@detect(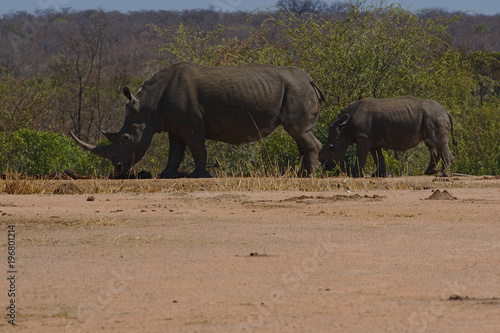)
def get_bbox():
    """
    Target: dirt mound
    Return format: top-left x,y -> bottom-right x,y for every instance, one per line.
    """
283,194 -> 385,203
425,189 -> 457,200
